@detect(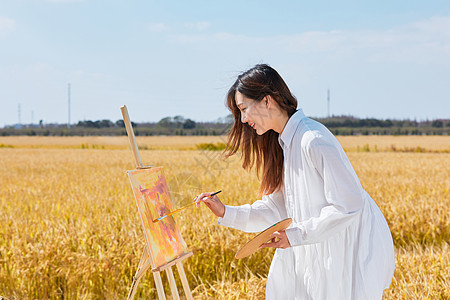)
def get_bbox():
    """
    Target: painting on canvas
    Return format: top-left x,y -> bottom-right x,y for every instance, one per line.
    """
127,167 -> 188,269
